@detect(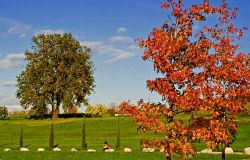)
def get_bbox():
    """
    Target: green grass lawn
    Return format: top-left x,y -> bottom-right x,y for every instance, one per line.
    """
1,152 -> 250,160
0,116 -> 250,160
